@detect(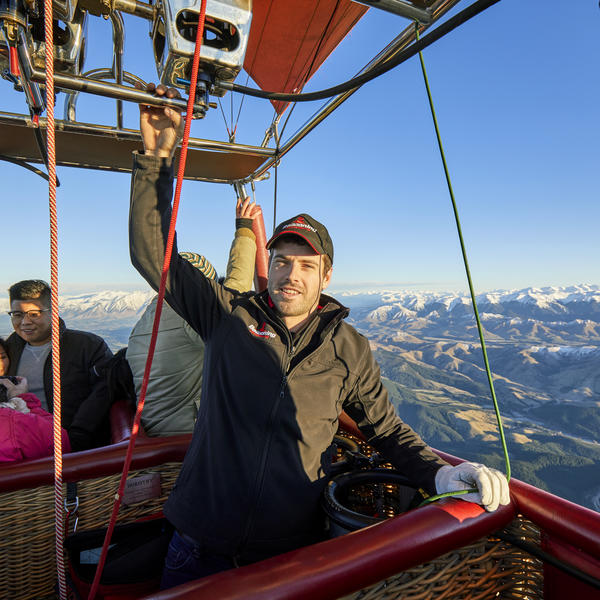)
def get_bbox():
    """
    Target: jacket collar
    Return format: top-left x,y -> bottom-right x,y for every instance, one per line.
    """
253,290 -> 349,329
